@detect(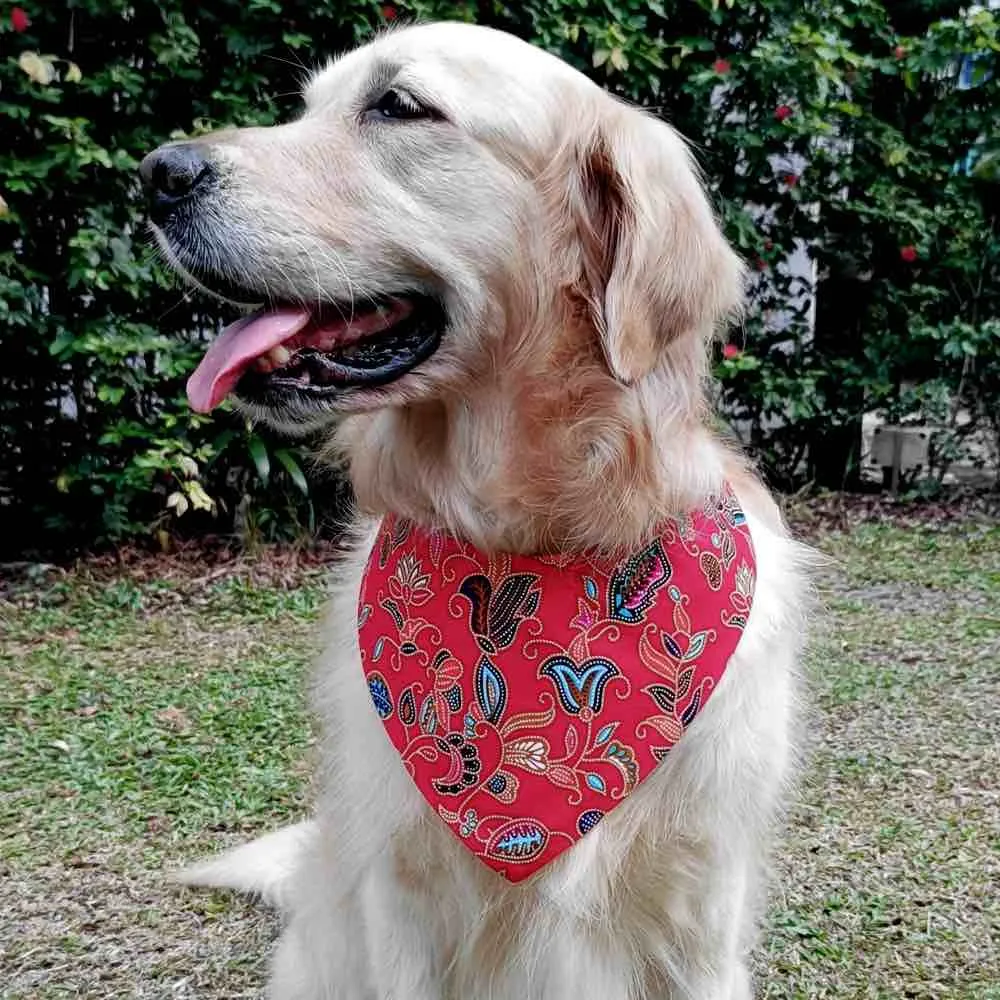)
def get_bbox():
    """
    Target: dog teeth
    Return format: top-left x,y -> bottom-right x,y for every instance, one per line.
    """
254,345 -> 293,373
